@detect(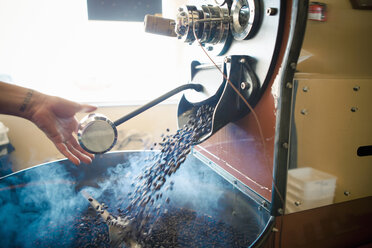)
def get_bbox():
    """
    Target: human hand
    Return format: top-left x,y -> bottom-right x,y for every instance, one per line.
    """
30,94 -> 97,165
